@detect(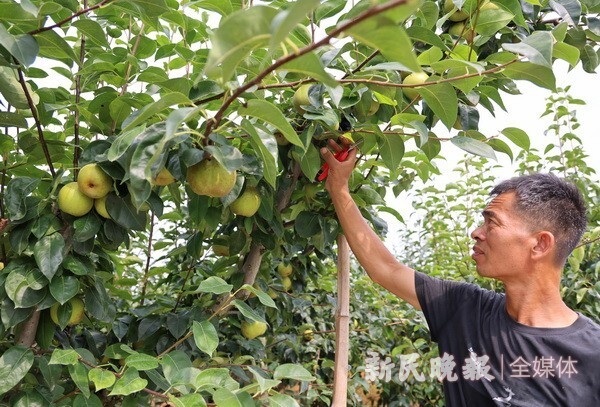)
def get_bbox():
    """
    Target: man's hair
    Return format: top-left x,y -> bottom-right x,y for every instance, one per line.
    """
490,173 -> 587,264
